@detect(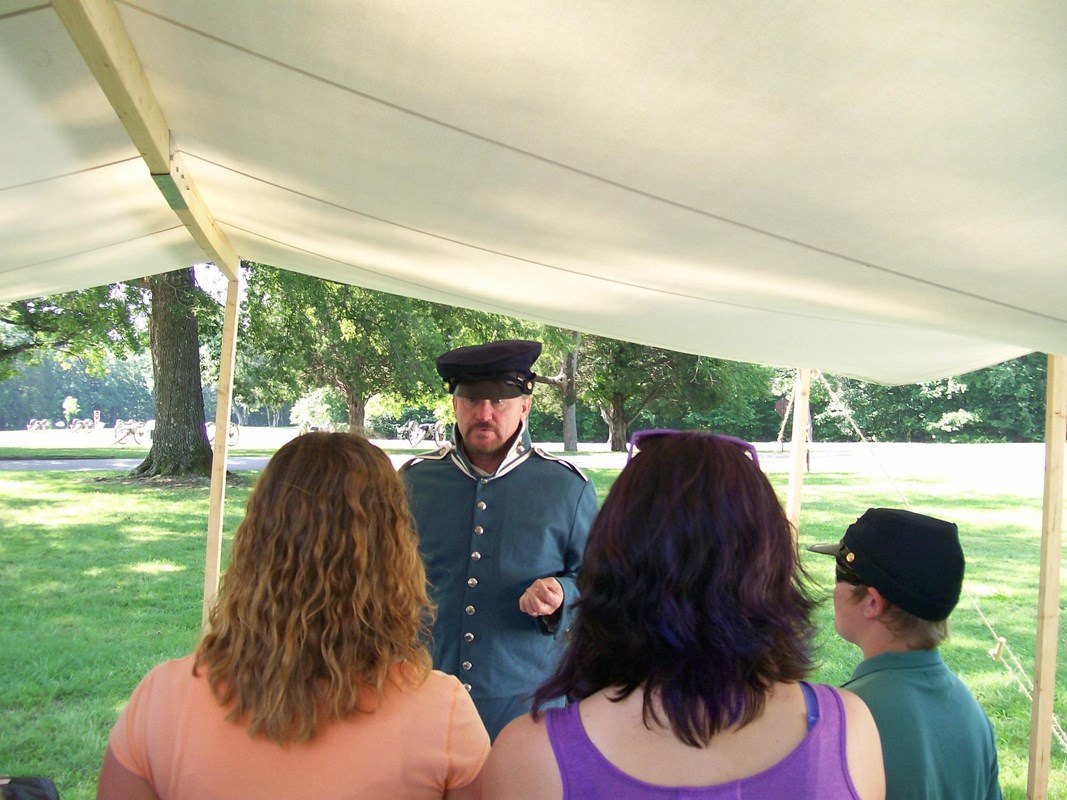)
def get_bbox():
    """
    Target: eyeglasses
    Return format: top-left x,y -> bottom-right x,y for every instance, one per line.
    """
626,428 -> 760,467
834,545 -> 864,585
